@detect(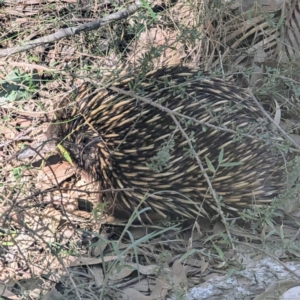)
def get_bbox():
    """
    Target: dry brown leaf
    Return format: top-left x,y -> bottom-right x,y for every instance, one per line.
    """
150,279 -> 169,300
199,256 -> 209,274
109,265 -> 136,281
13,117 -> 32,128
171,260 -> 188,288
194,220 -> 203,237
212,221 -> 226,235
0,266 -> 16,282
72,210 -> 93,219
36,161 -> 75,190
0,125 -> 18,139
185,257 -> 204,268
71,255 -> 126,267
